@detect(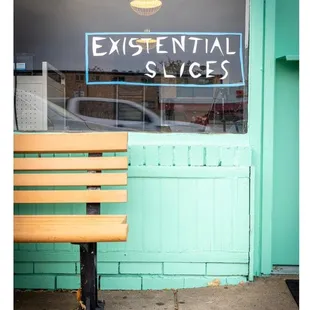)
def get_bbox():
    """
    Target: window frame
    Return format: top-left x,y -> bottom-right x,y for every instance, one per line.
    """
12,0 -> 262,144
